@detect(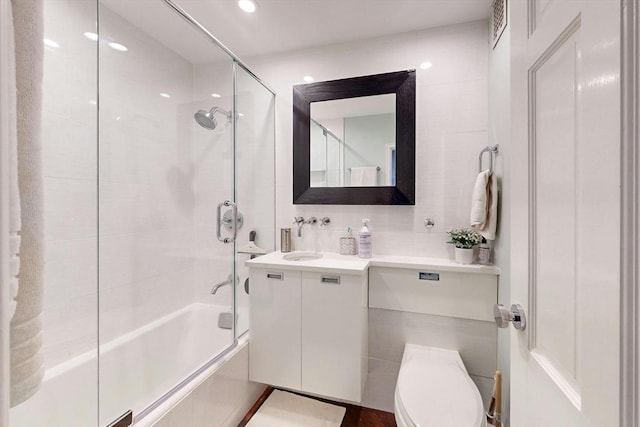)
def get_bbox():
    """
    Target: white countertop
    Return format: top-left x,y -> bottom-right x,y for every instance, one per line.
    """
245,251 -> 501,275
